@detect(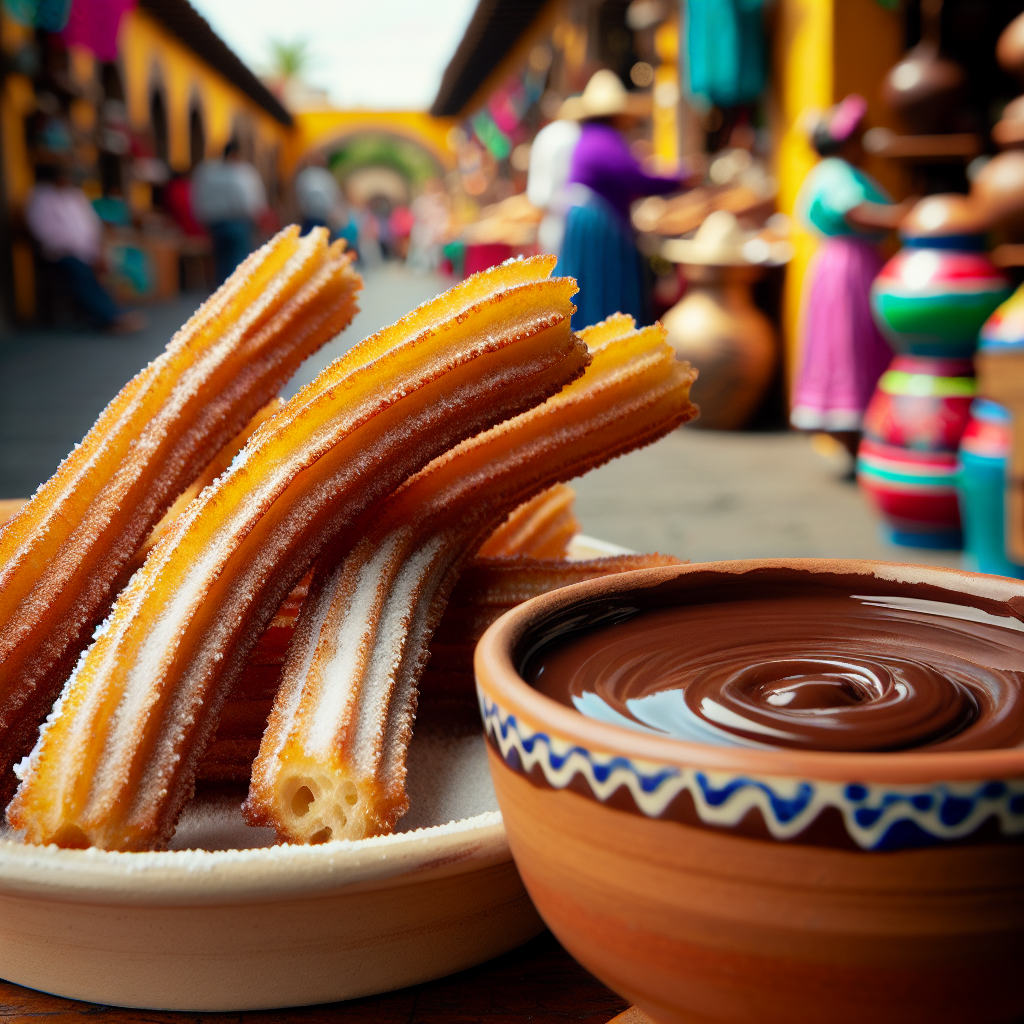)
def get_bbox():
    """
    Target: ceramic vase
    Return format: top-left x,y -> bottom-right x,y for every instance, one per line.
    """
858,356 -> 975,548
861,236 -> 1010,547
956,399 -> 1024,578
870,246 -> 1011,358
974,281 -> 1024,566
661,264 -> 775,430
